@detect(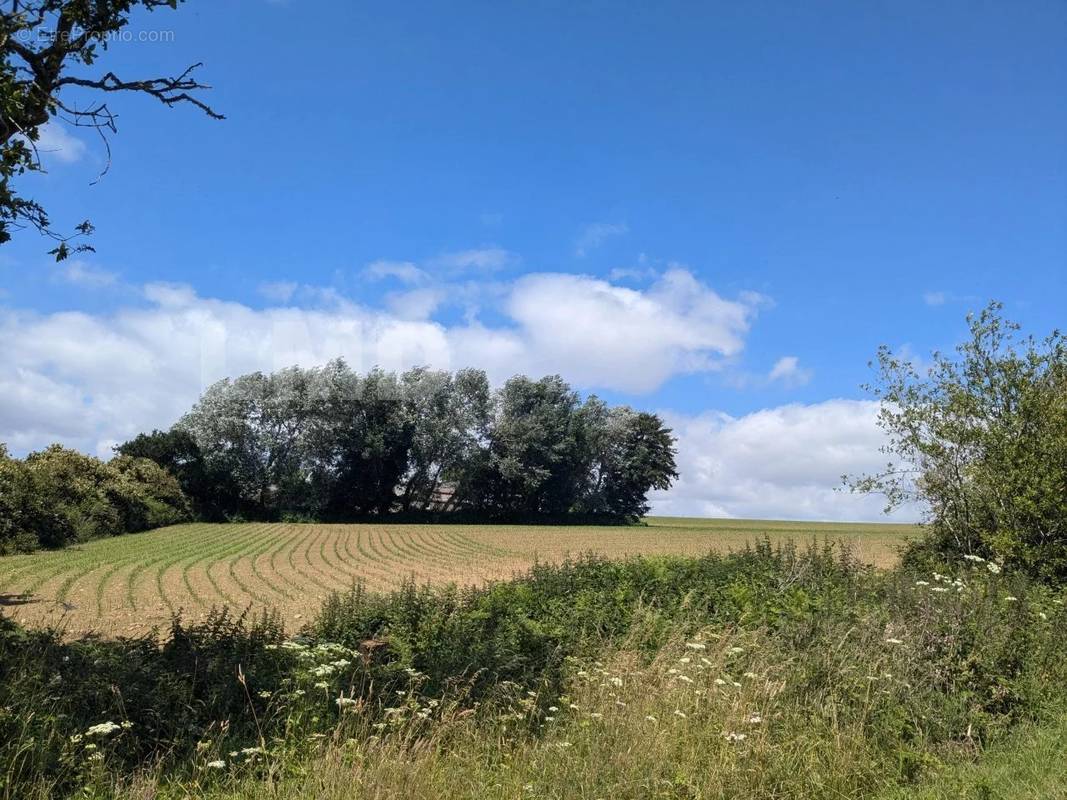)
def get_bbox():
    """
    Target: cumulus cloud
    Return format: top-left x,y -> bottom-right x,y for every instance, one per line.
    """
0,268 -> 762,455
502,269 -> 760,392
649,400 -> 920,522
575,222 -> 628,257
